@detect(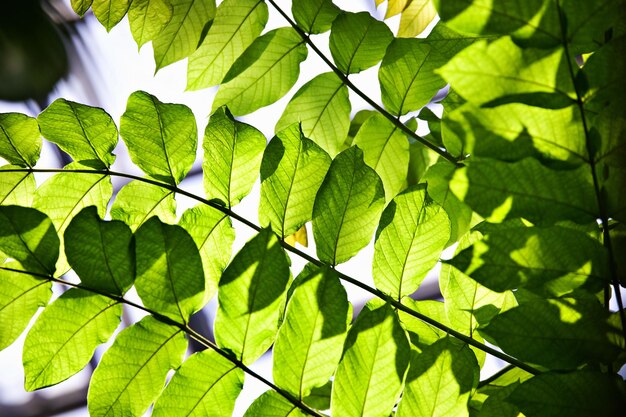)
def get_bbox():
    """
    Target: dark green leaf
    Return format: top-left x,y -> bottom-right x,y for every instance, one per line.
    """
292,0 -> 340,34
0,113 -> 41,167
110,180 -> 176,232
